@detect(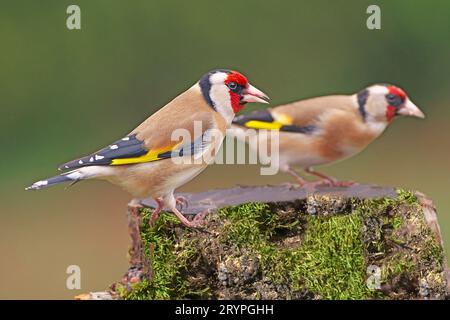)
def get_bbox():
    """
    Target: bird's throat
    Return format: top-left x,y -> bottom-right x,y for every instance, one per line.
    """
386,105 -> 396,122
230,91 -> 244,113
